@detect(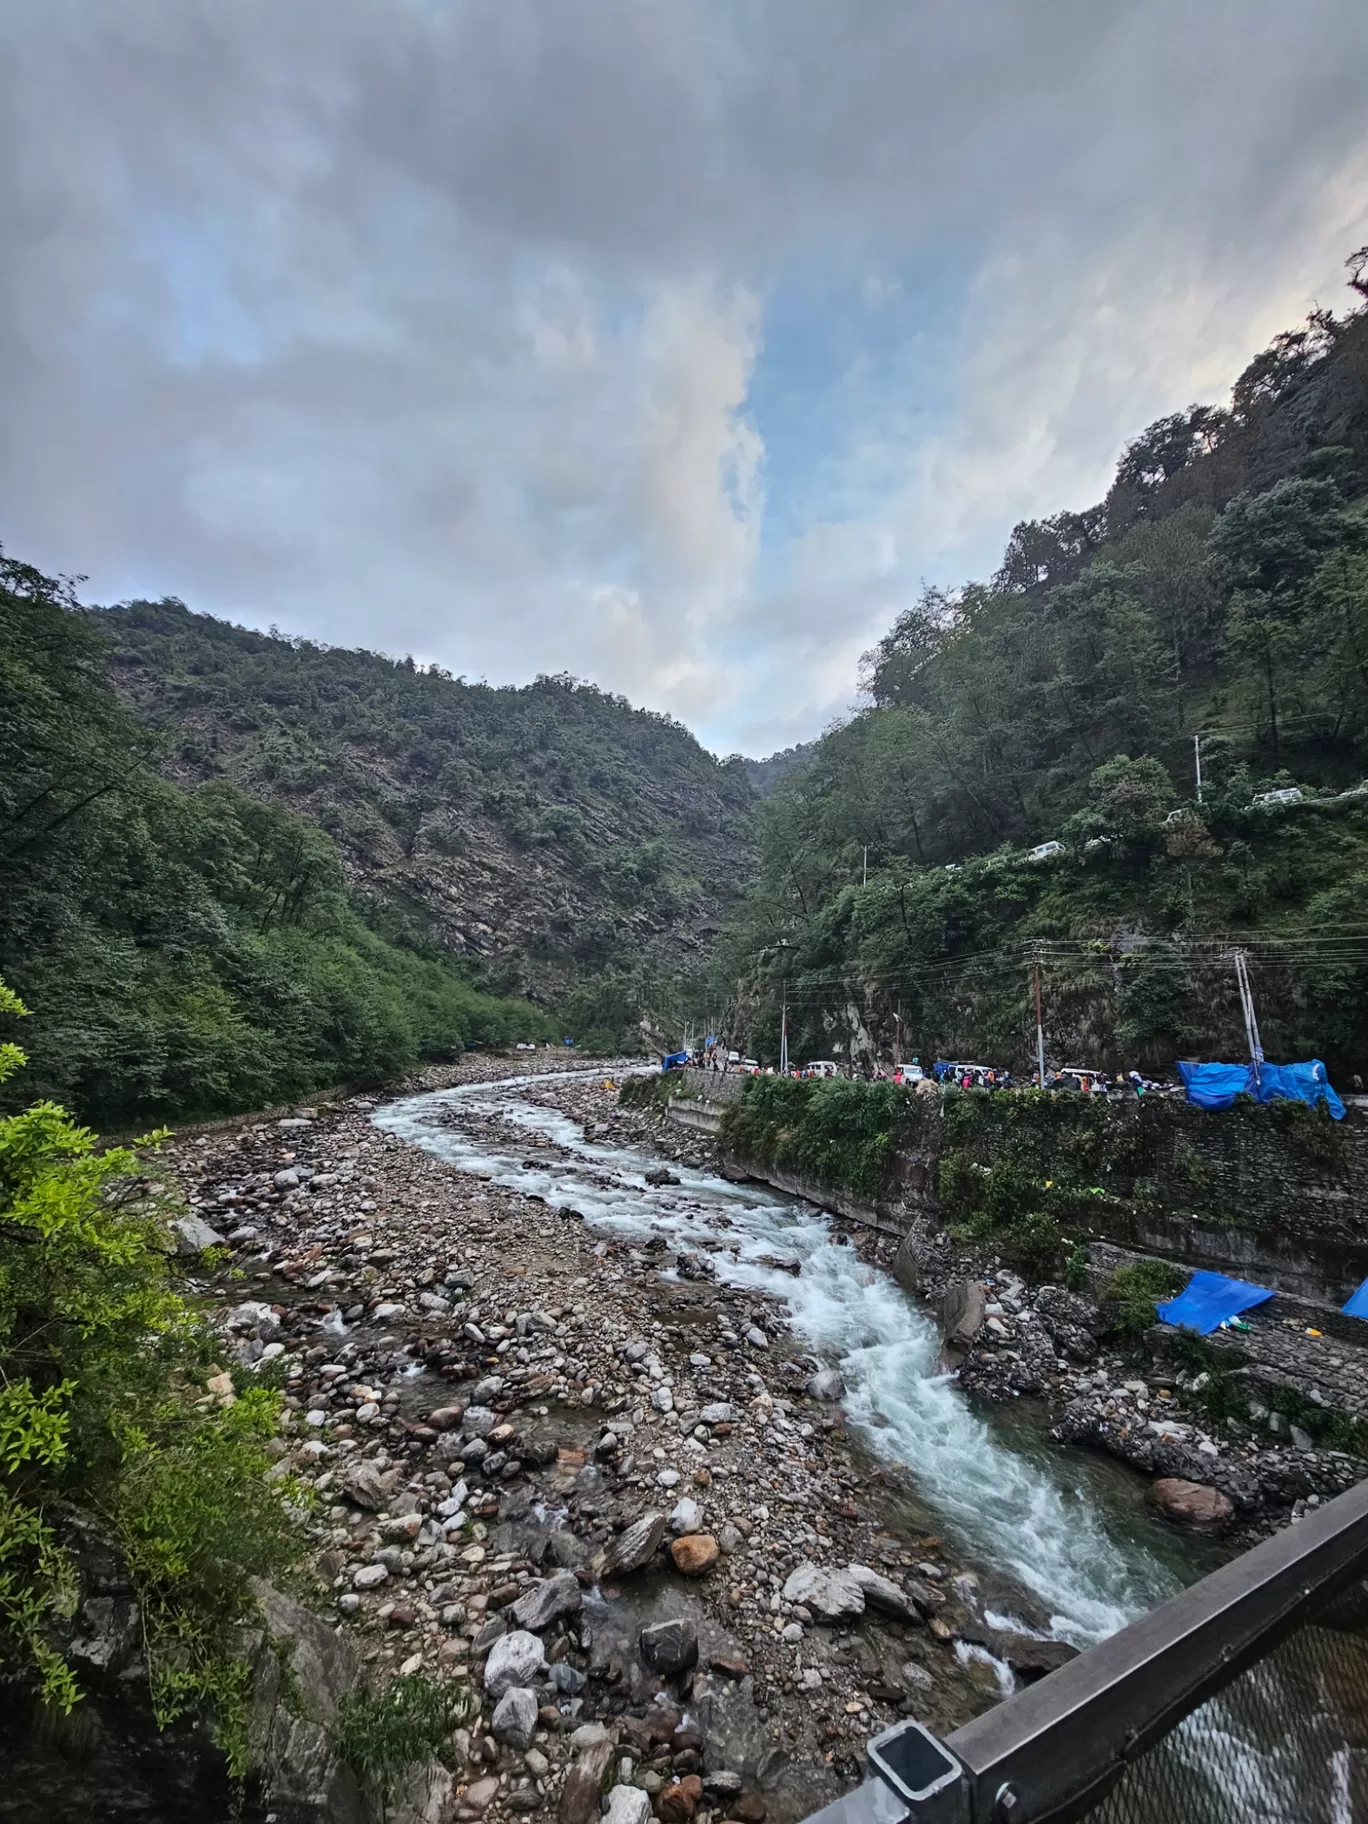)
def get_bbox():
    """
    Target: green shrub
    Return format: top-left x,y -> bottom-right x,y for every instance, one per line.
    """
333,1673 -> 461,1819
1104,1259 -> 1187,1343
0,974 -> 301,1765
